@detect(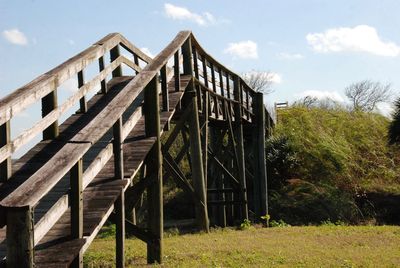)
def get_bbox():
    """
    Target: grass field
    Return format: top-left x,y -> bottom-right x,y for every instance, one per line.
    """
84,225 -> 400,267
